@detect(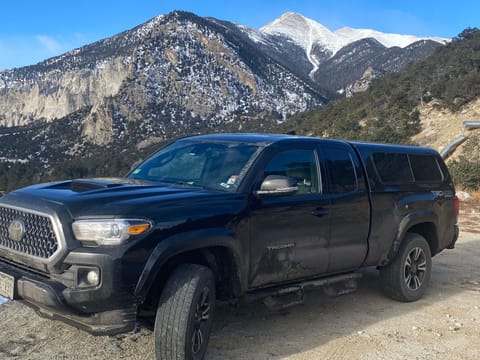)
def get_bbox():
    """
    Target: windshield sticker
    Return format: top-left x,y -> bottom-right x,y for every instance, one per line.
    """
132,169 -> 142,175
227,175 -> 239,185
220,182 -> 230,189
